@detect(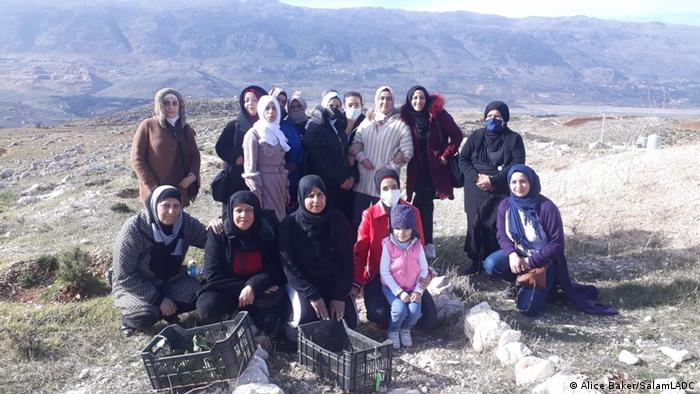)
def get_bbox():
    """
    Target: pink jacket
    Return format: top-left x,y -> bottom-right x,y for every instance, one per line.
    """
380,236 -> 429,295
